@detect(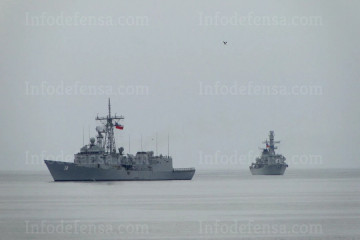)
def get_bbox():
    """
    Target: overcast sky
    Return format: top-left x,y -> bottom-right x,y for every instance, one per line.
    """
1,0 -> 359,171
